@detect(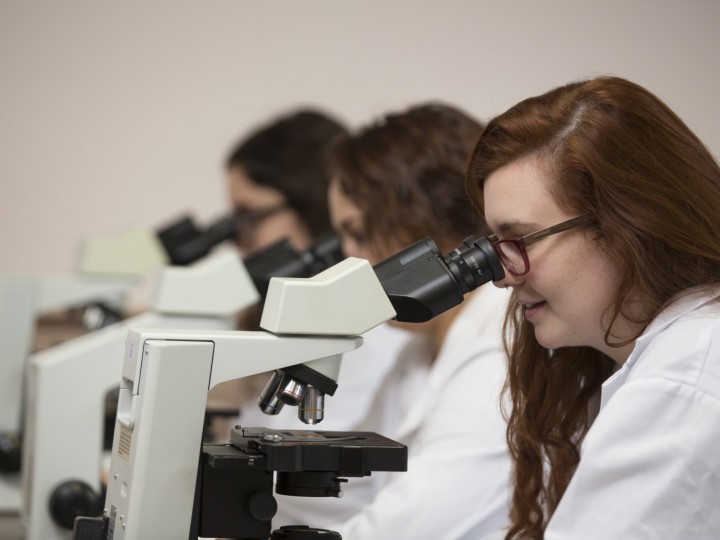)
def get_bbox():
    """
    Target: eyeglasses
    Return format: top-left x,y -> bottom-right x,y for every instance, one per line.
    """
234,204 -> 289,243
488,215 -> 595,276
